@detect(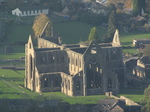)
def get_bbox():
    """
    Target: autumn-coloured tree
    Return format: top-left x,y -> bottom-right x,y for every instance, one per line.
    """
32,13 -> 52,38
88,27 -> 99,42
